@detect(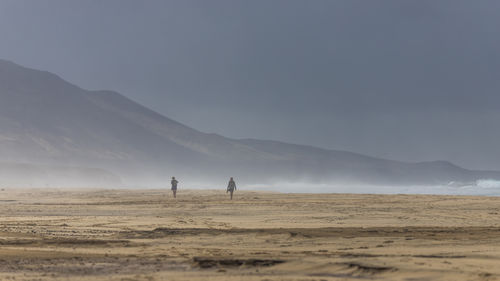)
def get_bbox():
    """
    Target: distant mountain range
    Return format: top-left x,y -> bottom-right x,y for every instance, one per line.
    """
0,59 -> 499,187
